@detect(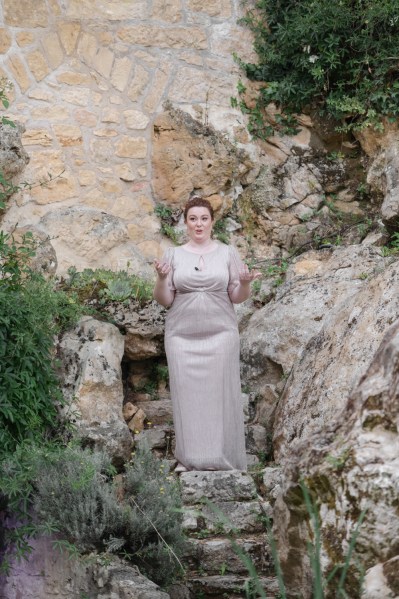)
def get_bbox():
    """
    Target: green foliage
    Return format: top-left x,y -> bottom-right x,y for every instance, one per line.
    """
213,218 -> 230,244
0,232 -> 83,458
161,222 -> 182,245
61,267 -> 153,306
154,203 -> 183,245
1,443 -> 186,586
238,0 -> 399,136
380,229 -> 399,256
300,480 -> 366,597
